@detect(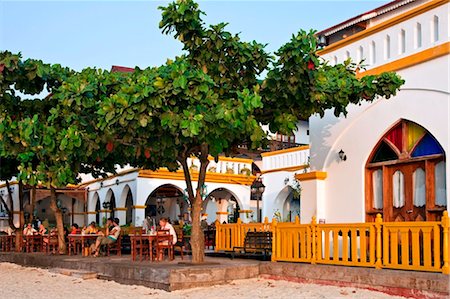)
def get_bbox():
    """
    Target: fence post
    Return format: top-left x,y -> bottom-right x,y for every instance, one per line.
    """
375,213 -> 382,269
271,217 -> 277,262
237,218 -> 242,247
294,215 -> 300,224
264,216 -> 269,232
442,211 -> 449,274
311,216 -> 316,264
215,220 -> 220,252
